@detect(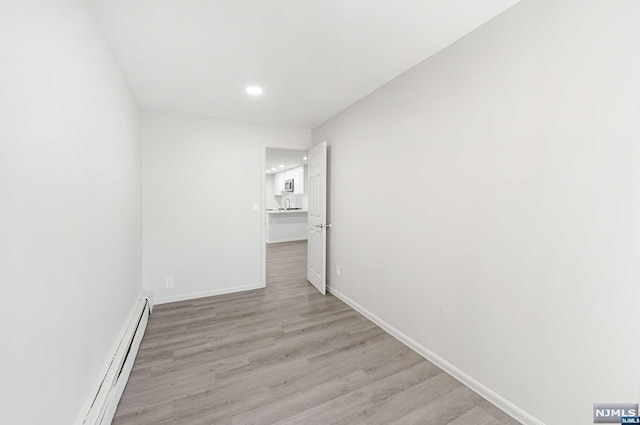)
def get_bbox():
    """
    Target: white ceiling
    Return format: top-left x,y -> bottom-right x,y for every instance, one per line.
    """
91,0 -> 520,129
266,149 -> 308,174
